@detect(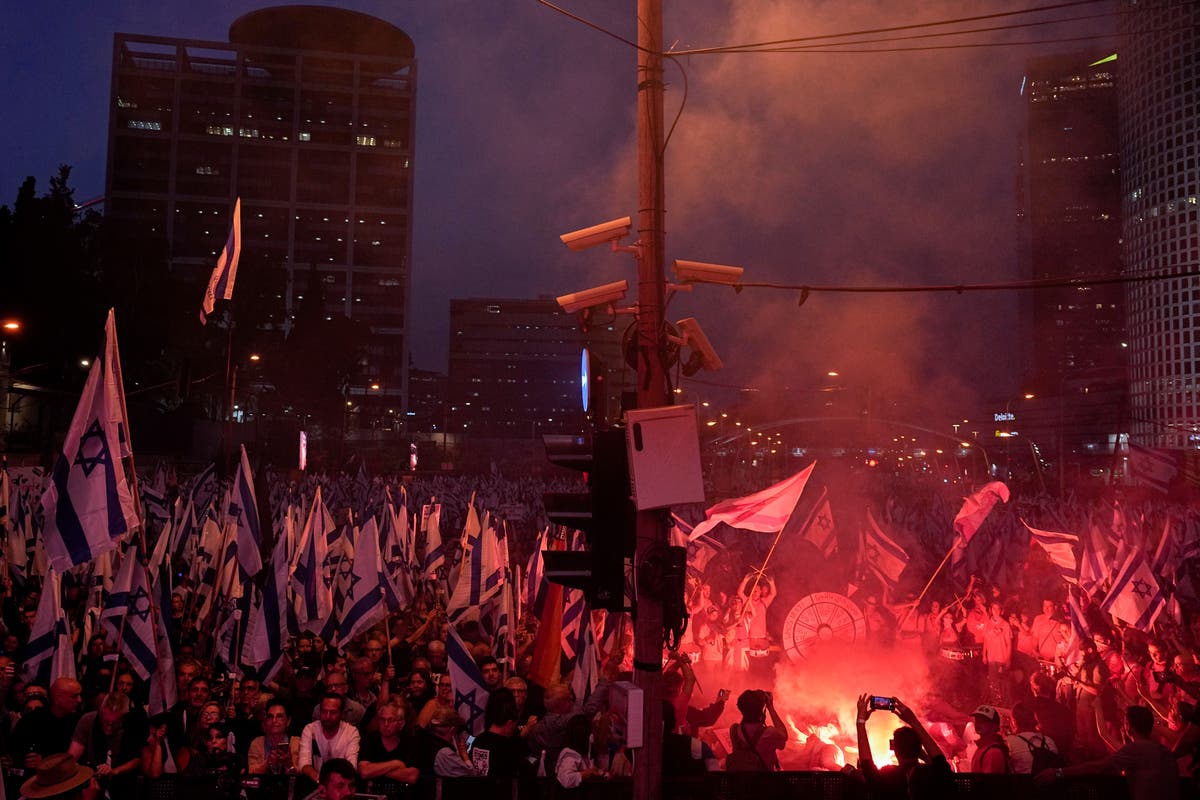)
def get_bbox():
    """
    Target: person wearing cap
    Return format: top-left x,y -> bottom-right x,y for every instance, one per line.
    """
298,693 -> 361,783
19,752 -> 96,800
968,704 -> 1010,773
